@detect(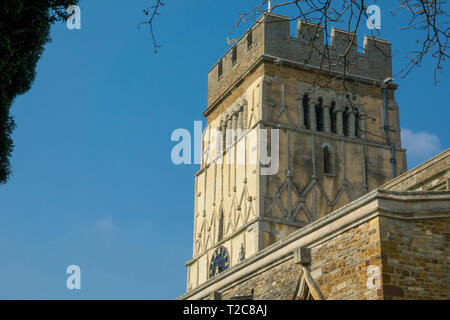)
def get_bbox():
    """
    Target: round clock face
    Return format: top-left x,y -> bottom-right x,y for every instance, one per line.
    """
209,246 -> 230,279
